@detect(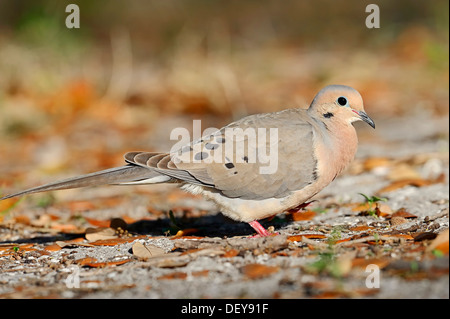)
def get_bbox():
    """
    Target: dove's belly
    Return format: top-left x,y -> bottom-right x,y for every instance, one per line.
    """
181,183 -> 321,222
